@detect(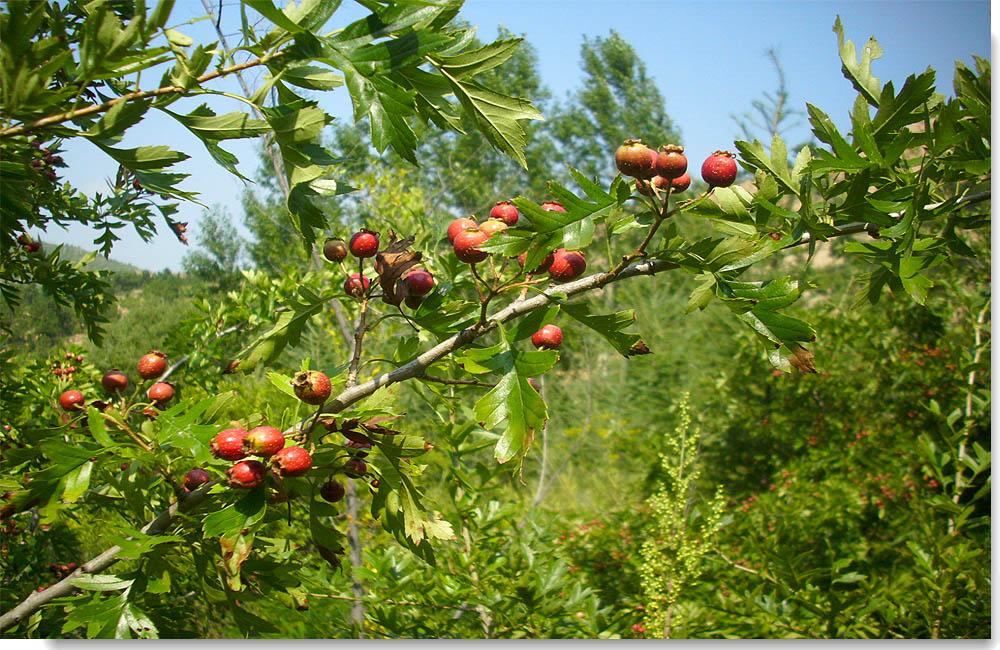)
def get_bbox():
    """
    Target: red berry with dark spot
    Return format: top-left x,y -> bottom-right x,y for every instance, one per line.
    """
292,370 -> 332,405
548,249 -> 587,282
272,446 -> 312,477
138,351 -> 167,379
654,144 -> 687,179
447,217 -> 478,243
478,219 -> 507,238
671,173 -> 691,192
344,273 -> 371,297
183,468 -> 211,491
614,139 -> 655,178
403,269 -> 434,296
531,324 -> 563,350
320,480 -> 346,503
58,390 -> 85,412
101,369 -> 129,393
344,458 -> 367,478
490,200 -> 519,226
227,460 -> 267,488
517,251 -> 555,274
147,382 -> 174,405
541,200 -> 566,213
701,150 -> 738,187
244,426 -> 286,457
349,230 -> 379,258
322,239 -> 348,263
211,428 -> 248,461
453,228 -> 489,263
